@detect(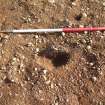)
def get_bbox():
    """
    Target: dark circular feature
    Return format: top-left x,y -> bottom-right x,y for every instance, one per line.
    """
52,51 -> 70,67
75,13 -> 82,21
